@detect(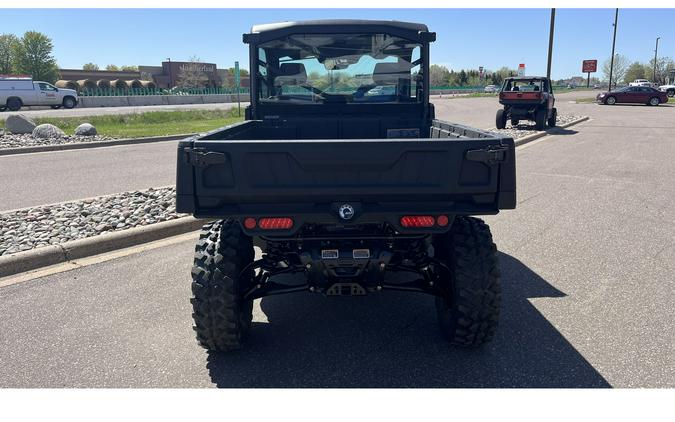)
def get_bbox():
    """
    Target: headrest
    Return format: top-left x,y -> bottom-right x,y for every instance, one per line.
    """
533,85 -> 540,91
275,63 -> 307,86
372,62 -> 411,85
